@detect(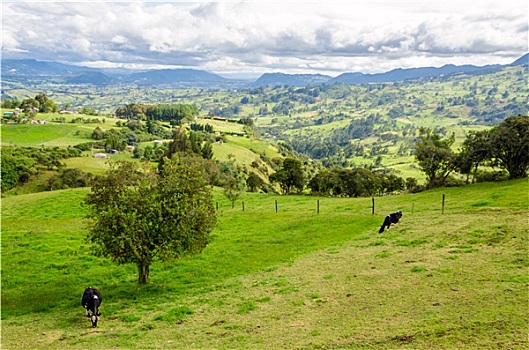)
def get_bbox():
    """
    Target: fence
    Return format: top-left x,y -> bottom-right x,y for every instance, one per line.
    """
215,194 -> 447,215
